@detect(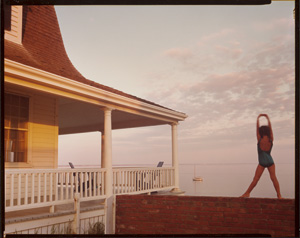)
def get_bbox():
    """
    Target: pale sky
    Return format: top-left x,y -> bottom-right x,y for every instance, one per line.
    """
55,2 -> 295,167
